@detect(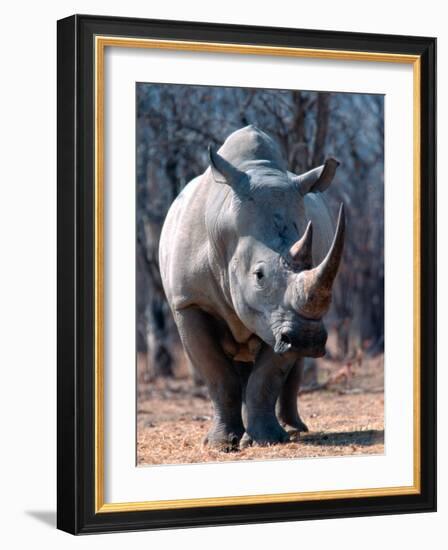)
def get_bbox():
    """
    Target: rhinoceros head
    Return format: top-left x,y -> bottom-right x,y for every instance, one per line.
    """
208,128 -> 344,358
